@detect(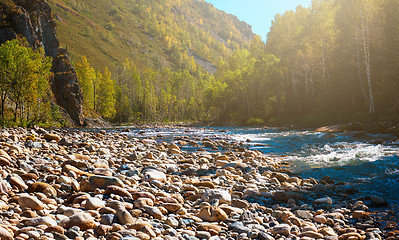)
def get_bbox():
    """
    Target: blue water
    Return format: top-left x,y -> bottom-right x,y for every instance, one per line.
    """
121,126 -> 399,204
